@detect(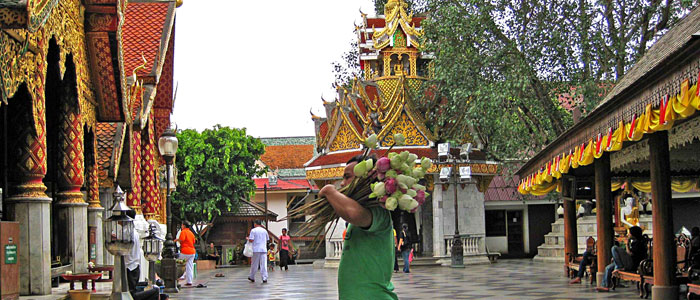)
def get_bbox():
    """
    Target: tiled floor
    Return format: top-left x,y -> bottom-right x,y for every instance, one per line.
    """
172,259 -> 662,300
